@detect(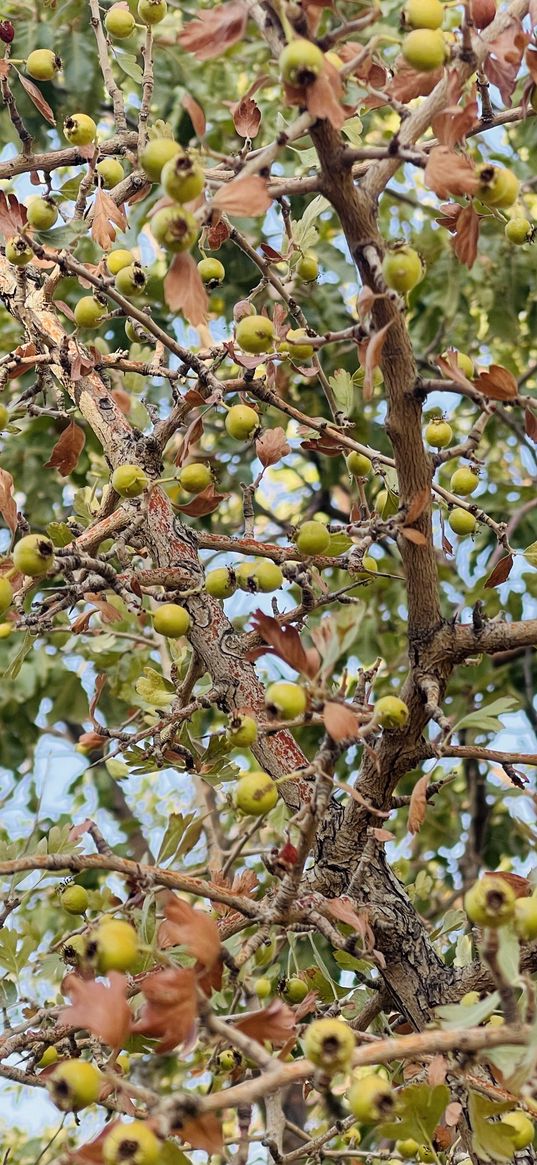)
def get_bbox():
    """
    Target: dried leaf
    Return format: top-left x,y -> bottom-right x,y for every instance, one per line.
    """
484,21 -> 529,106
91,187 -> 127,251
204,217 -> 231,250
484,871 -> 531,897
0,467 -> 18,533
452,203 -> 480,269
132,966 -> 198,1053
182,92 -> 206,138
428,1055 -> 448,1087
400,527 -> 427,545
15,70 -> 55,126
408,773 -> 429,834
248,610 -> 318,677
525,408 -> 537,442
445,1101 -> 463,1127
213,174 -> 272,217
232,96 -> 261,138
256,426 -> 290,467
0,191 -> 26,240
164,252 -> 209,327
235,998 -> 297,1046
325,896 -> 366,931
179,2 -> 248,60
306,71 -> 346,130
474,364 -> 518,401
158,895 -> 221,970
89,673 -> 107,725
484,554 -> 513,589
389,58 -> 443,102
431,93 -> 478,149
45,419 -> 86,476
84,593 -> 124,624
363,322 -> 391,401
58,973 -> 131,1049
323,701 -> 360,742
436,350 -> 476,391
177,484 -> 227,516
406,485 -> 430,524
424,147 -> 479,199
173,1113 -> 223,1155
